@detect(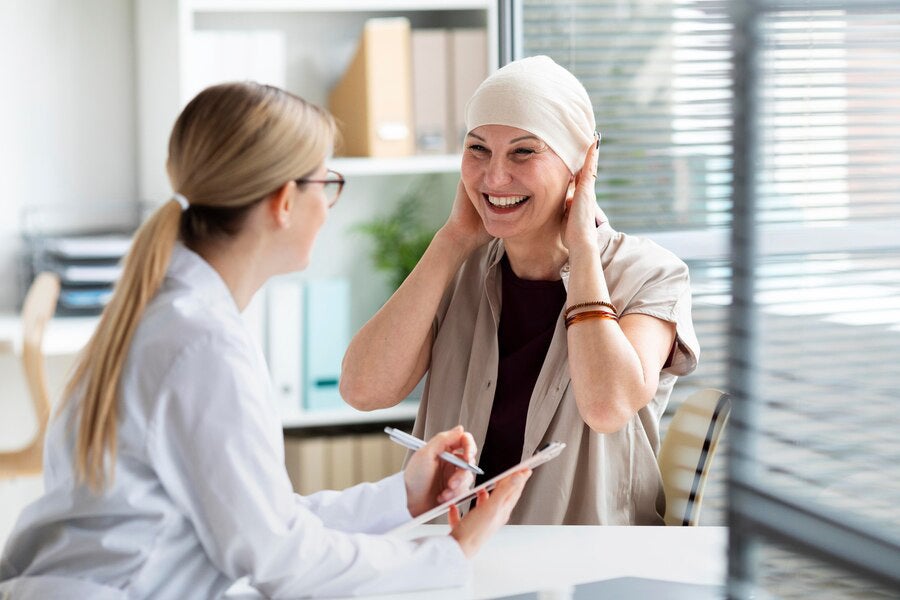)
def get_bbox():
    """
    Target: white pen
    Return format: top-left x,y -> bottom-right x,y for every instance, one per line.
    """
384,426 -> 484,475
